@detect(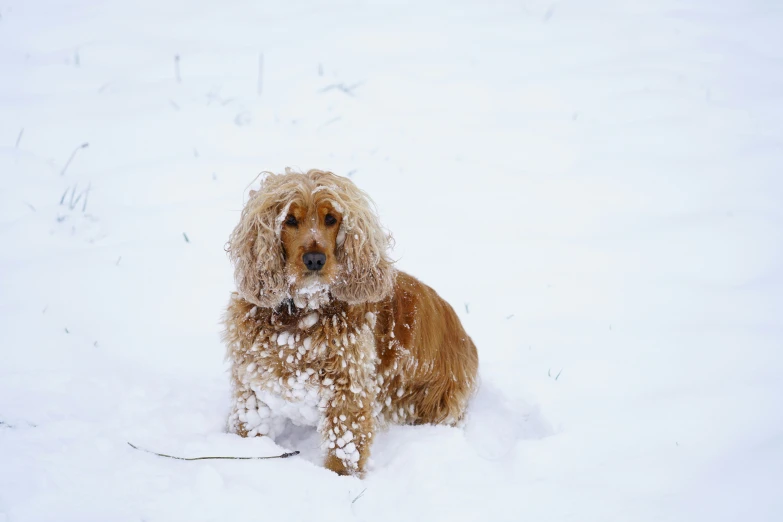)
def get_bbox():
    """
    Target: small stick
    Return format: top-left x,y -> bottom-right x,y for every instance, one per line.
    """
82,183 -> 91,212
127,442 -> 299,461
71,186 -> 83,209
320,82 -> 363,97
15,128 -> 24,148
352,488 -> 367,504
60,142 -> 89,176
318,116 -> 342,130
